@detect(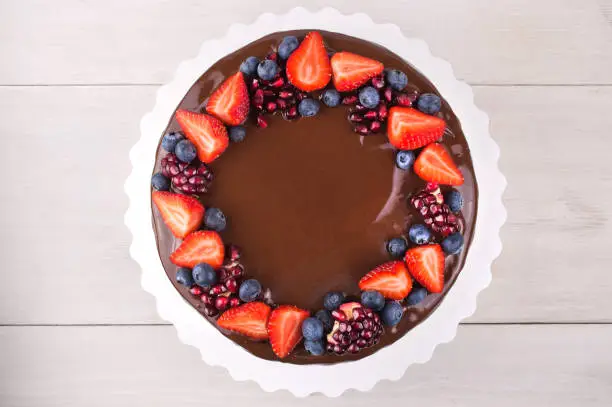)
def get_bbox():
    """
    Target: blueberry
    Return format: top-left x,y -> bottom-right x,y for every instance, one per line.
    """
175,139 -> 197,163
441,232 -> 464,255
395,150 -> 415,171
204,207 -> 227,232
444,190 -> 464,213
257,59 -> 279,81
240,56 -> 260,76
321,89 -> 341,107
151,173 -> 170,191
381,301 -> 404,327
386,237 -> 408,259
304,339 -> 325,356
238,279 -> 262,302
228,126 -> 246,143
417,93 -> 442,115
278,36 -> 299,59
161,132 -> 184,153
302,317 -> 324,341
361,290 -> 385,311
192,263 -> 217,287
298,98 -> 320,117
386,69 -> 408,91
407,287 -> 428,306
323,291 -> 345,310
176,267 -> 194,287
315,309 -> 333,332
408,224 -> 432,245
358,86 -> 380,109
